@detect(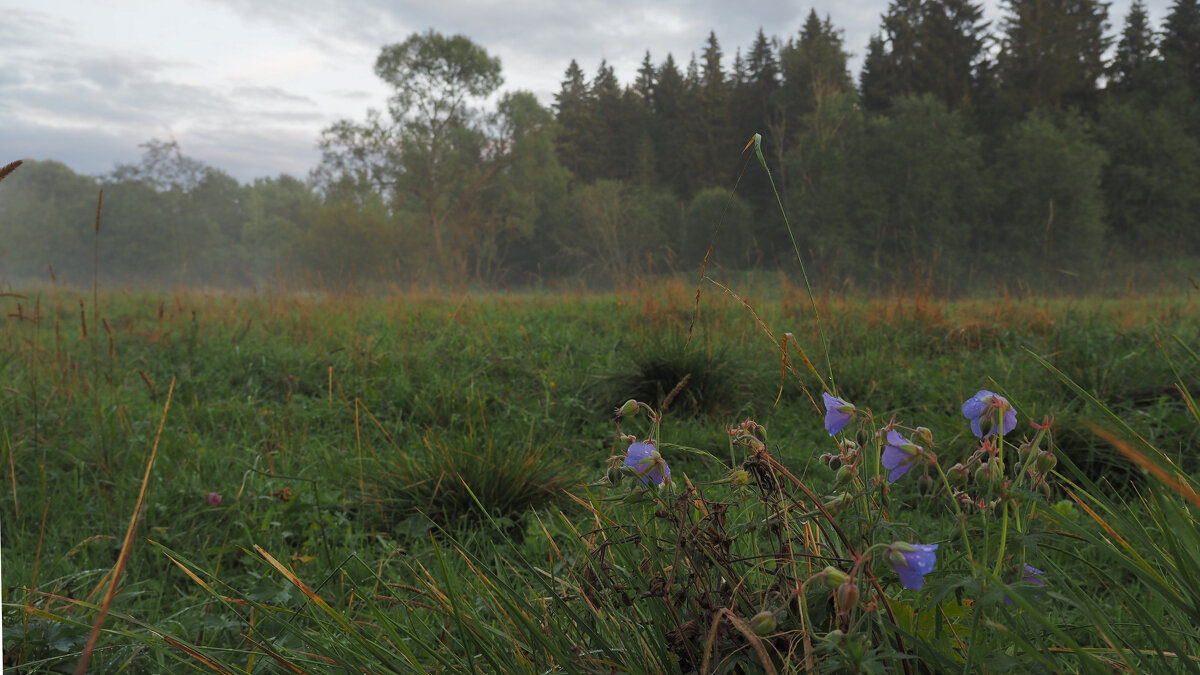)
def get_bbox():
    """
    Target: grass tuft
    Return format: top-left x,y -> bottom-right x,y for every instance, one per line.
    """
591,336 -> 759,419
